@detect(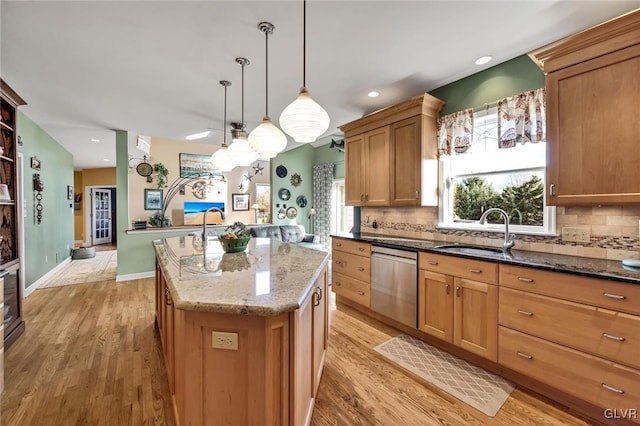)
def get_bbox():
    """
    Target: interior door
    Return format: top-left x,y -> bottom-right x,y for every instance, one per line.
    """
92,188 -> 112,245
